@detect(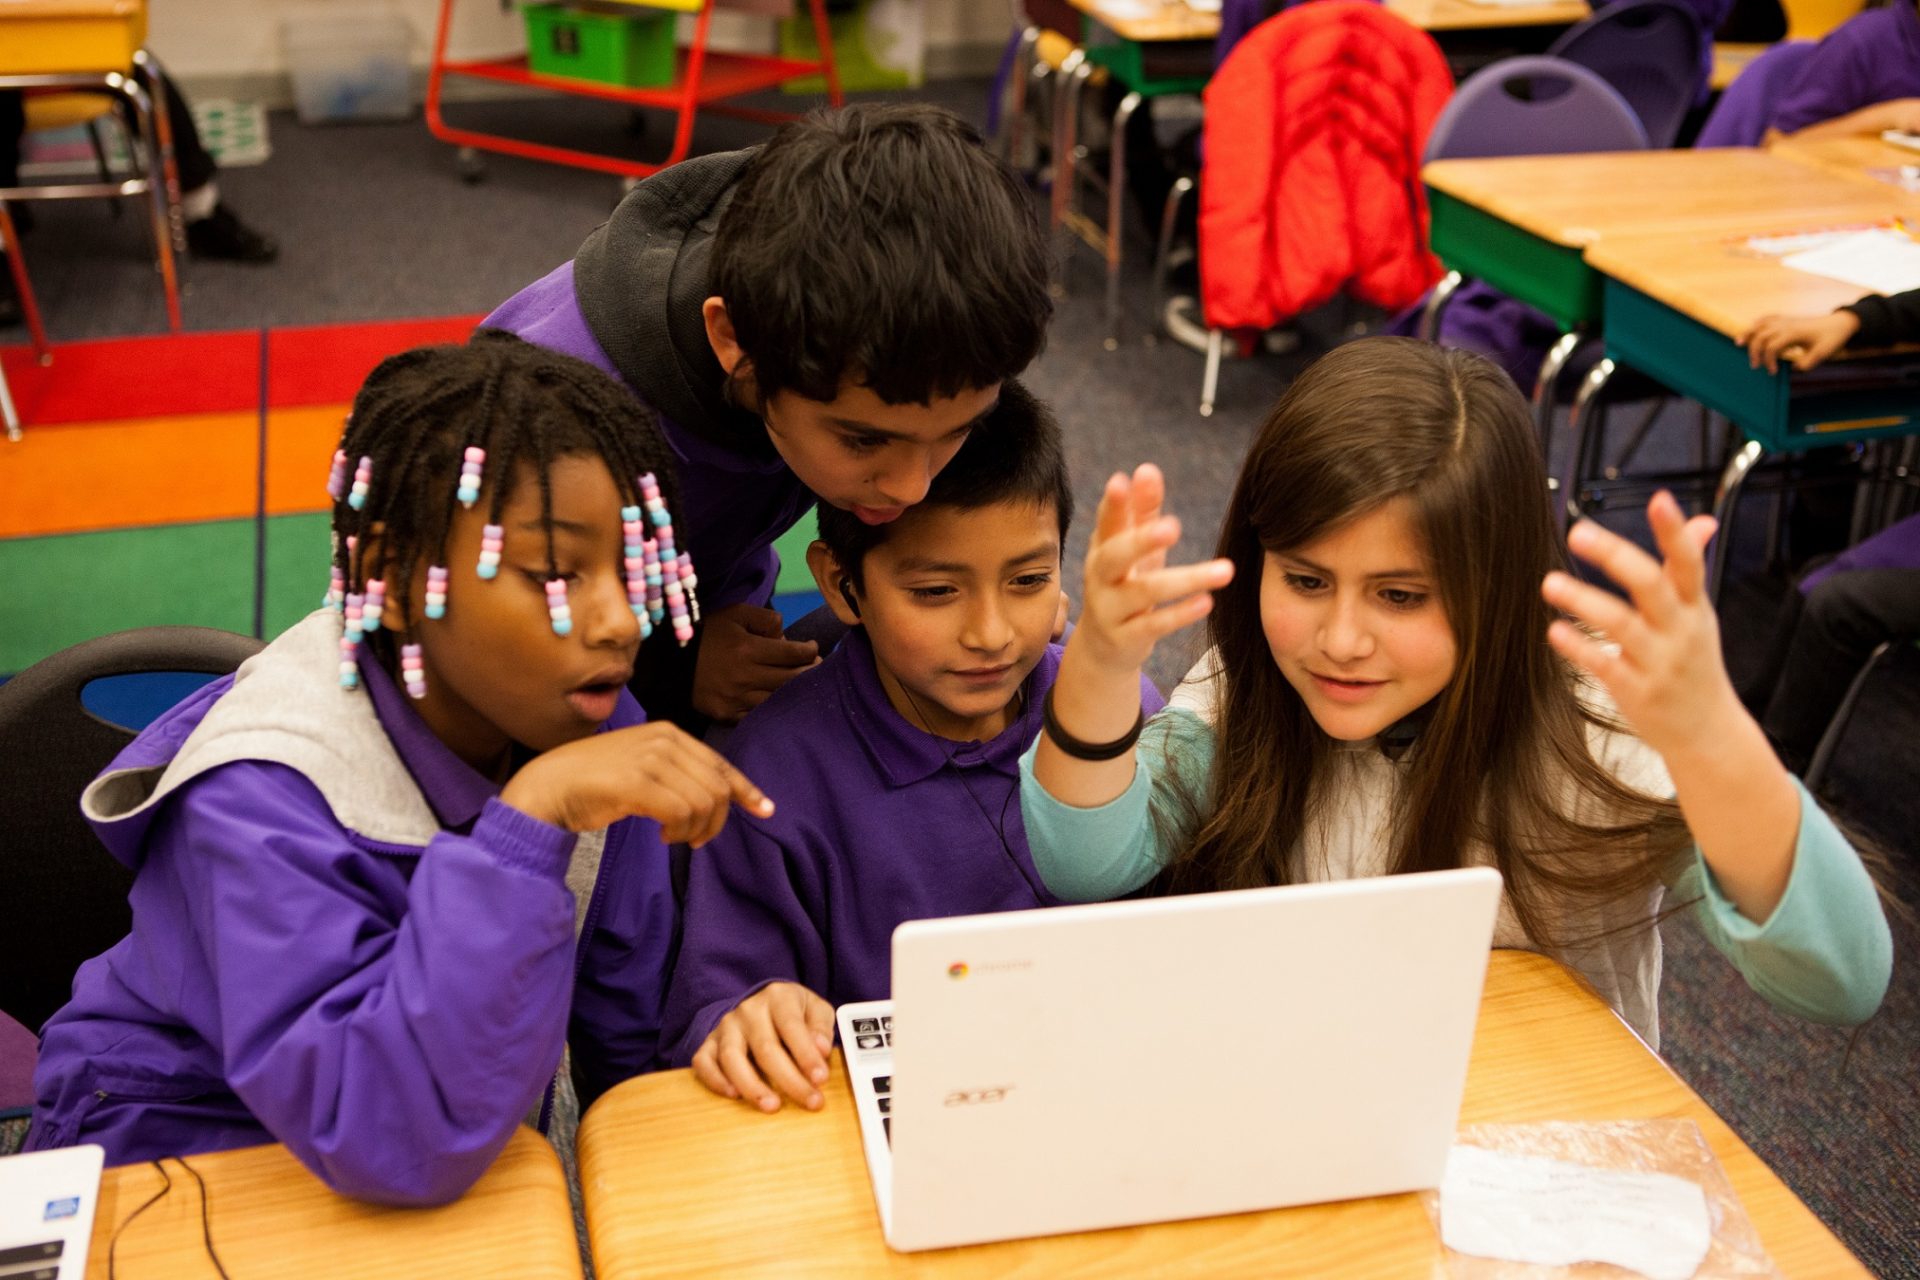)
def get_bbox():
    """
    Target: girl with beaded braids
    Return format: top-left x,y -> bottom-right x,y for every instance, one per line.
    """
28,331 -> 773,1206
